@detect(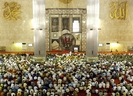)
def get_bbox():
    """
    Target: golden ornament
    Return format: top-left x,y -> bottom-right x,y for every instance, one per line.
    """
59,0 -> 72,4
